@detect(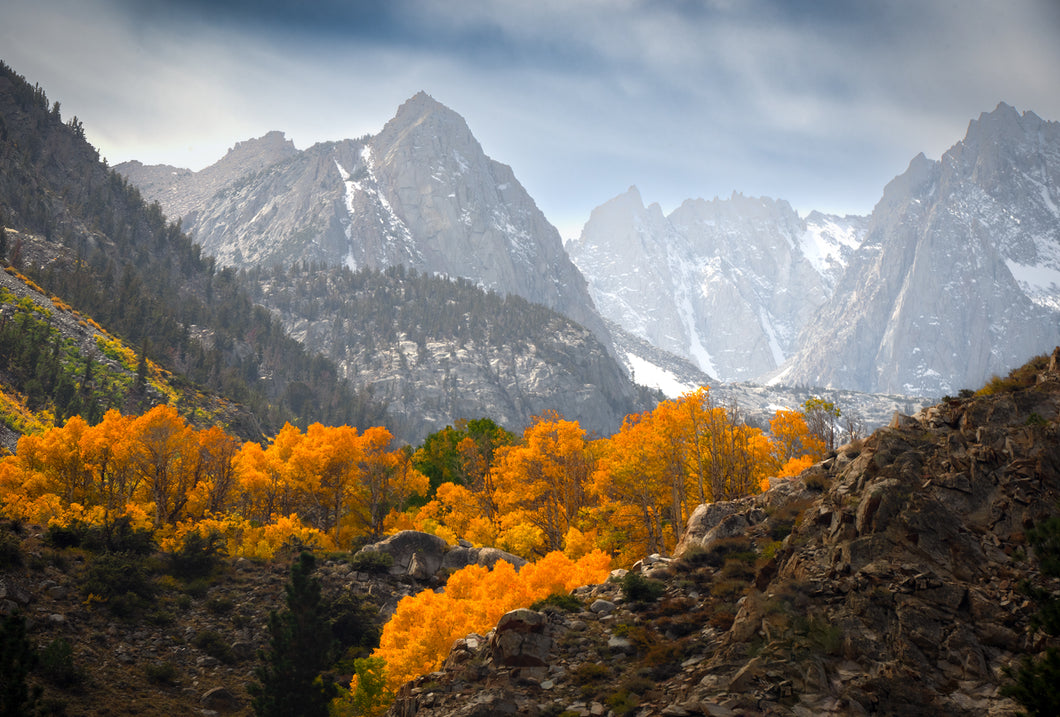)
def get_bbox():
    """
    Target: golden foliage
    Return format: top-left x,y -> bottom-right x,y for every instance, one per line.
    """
369,550 -> 611,693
